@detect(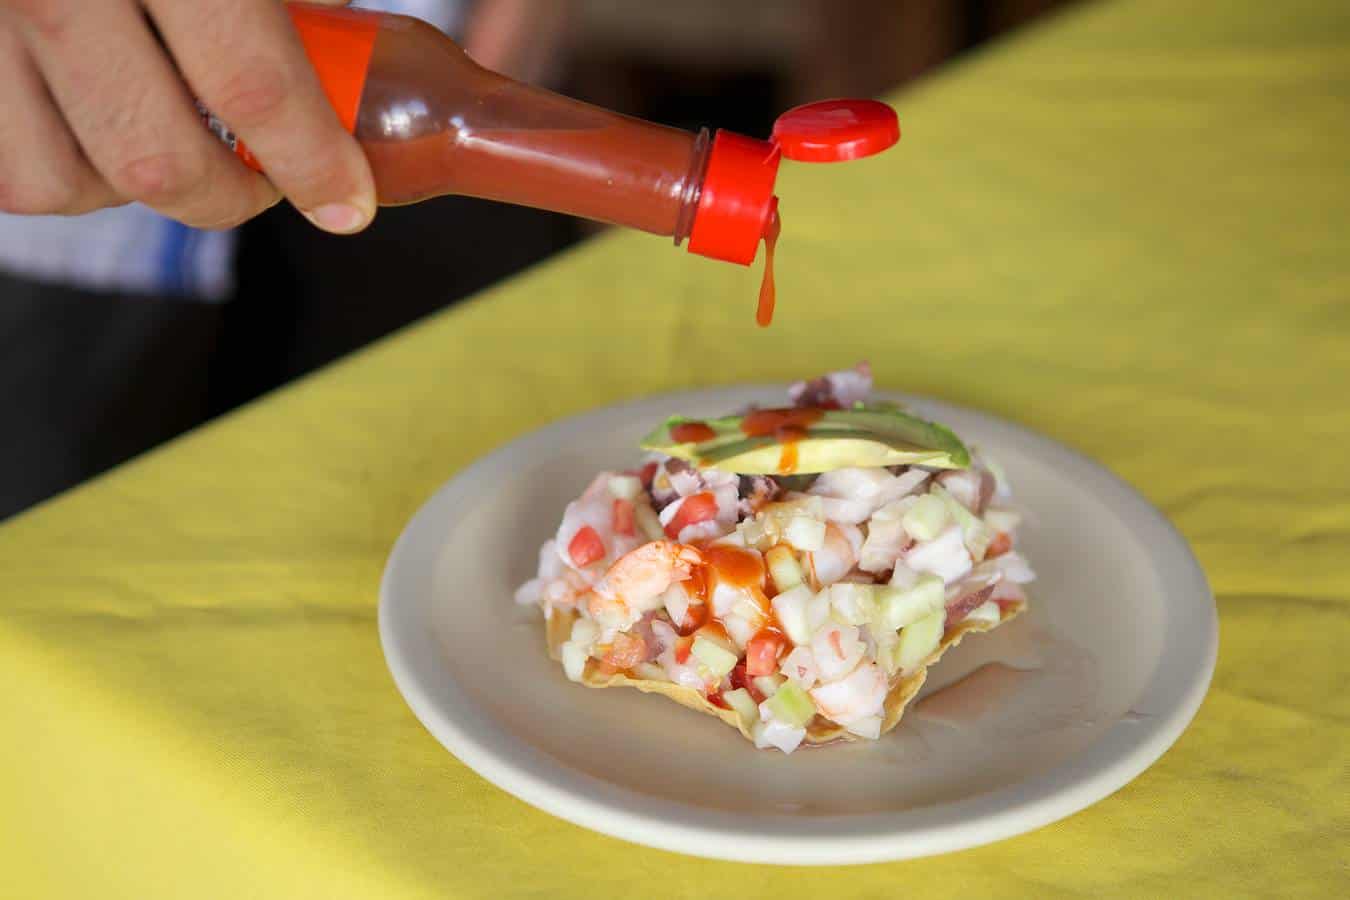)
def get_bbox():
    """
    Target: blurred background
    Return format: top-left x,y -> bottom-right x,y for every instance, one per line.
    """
0,0 -> 1074,521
